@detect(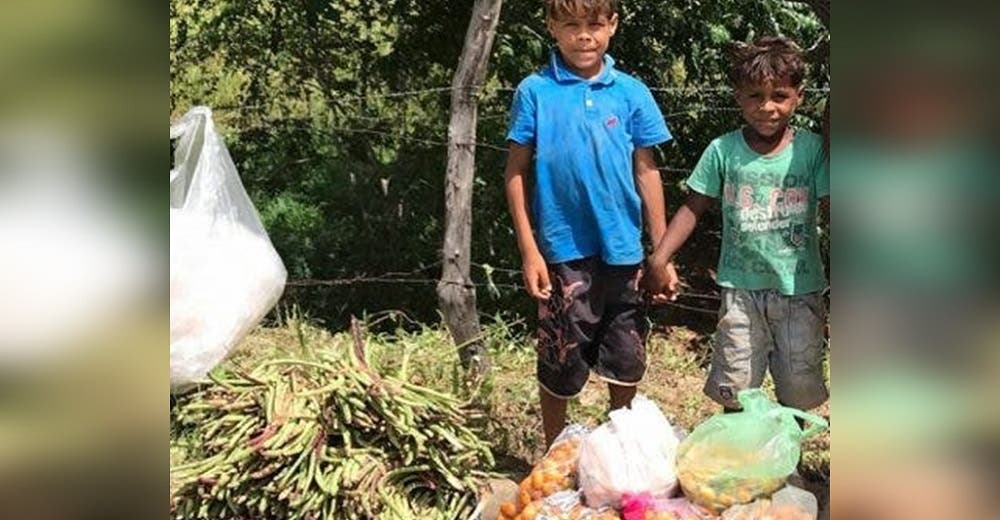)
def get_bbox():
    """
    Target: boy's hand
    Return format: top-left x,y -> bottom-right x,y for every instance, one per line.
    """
522,251 -> 552,300
657,262 -> 680,302
641,260 -> 680,304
